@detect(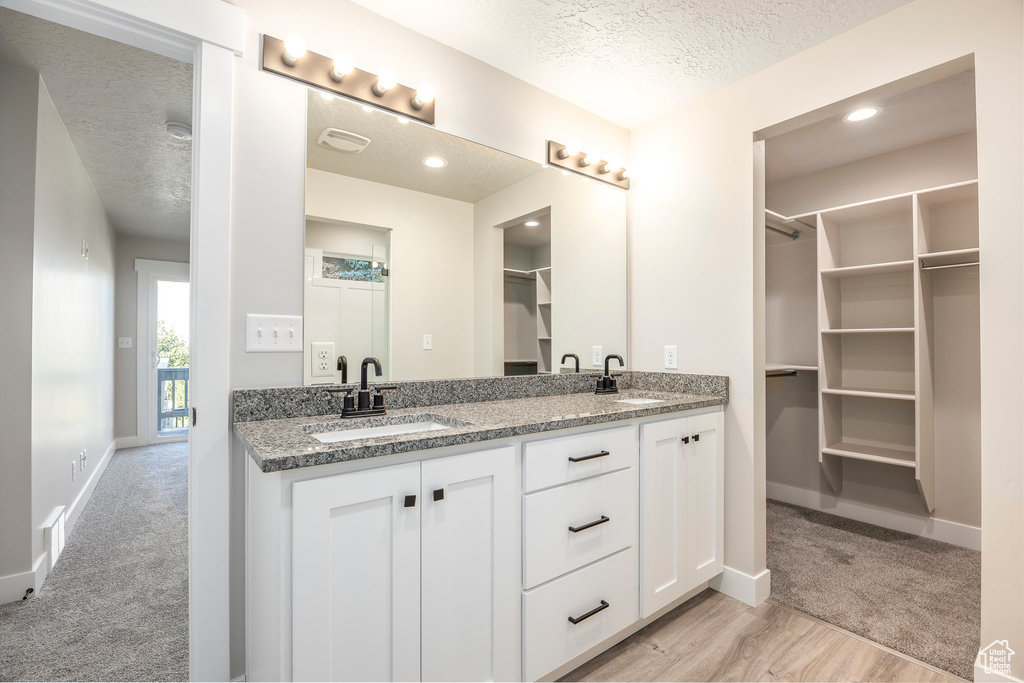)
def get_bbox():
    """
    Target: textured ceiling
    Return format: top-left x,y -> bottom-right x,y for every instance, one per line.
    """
350,0 -> 913,128
766,69 -> 976,182
307,91 -> 543,203
0,8 -> 192,241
